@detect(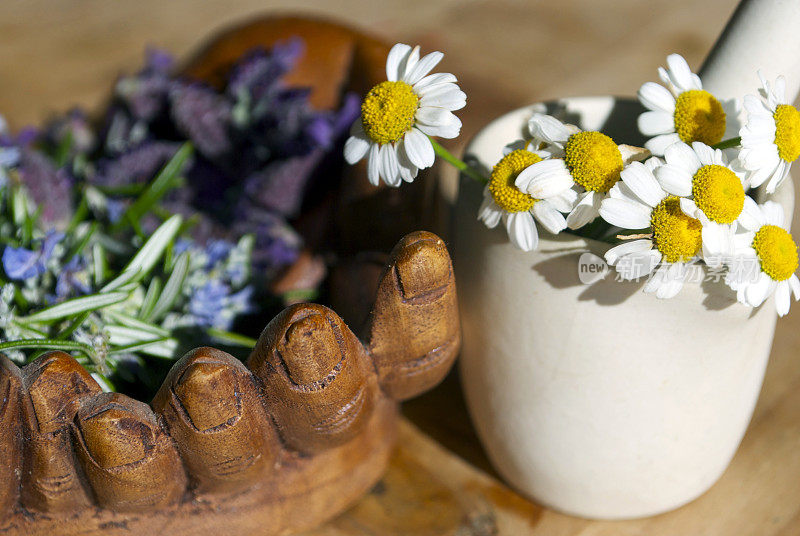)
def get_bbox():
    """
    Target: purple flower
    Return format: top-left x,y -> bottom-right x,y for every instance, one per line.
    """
17,151 -> 74,229
2,231 -> 64,281
55,256 -> 91,301
205,239 -> 233,267
169,82 -> 232,158
235,209 -> 301,275
92,141 -> 183,188
227,39 -> 303,101
188,280 -> 253,330
114,49 -> 174,122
